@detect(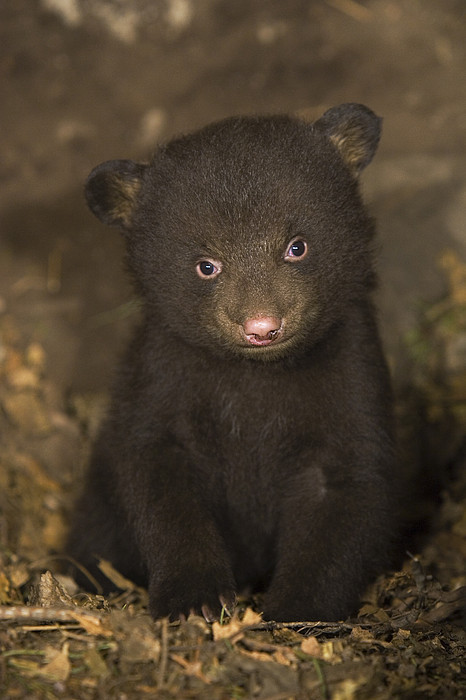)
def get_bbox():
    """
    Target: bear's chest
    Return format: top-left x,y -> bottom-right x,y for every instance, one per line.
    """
171,371 -> 318,511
